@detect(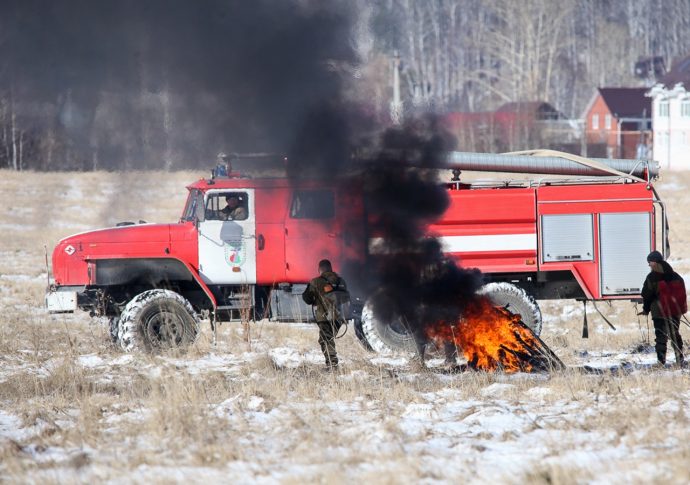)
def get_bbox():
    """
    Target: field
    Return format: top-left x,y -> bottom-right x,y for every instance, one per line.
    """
1,169 -> 690,484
